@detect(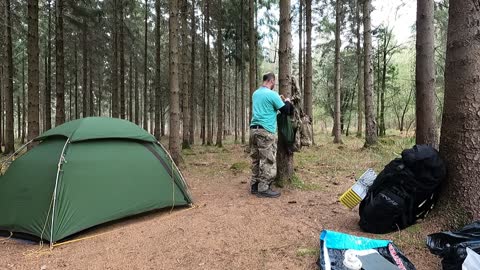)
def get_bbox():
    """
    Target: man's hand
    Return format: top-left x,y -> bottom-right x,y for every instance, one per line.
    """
280,95 -> 290,102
